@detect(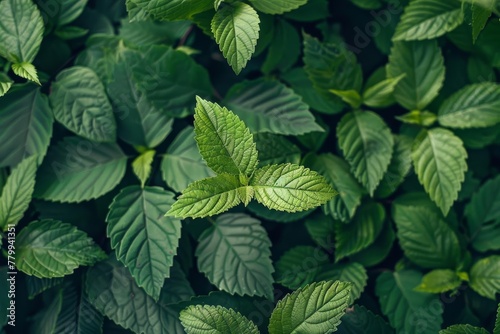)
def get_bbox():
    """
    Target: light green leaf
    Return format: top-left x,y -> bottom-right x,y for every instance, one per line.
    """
316,263 -> 368,304
393,0 -> 463,41
34,137 -> 127,203
362,74 -> 406,108
50,66 -> 116,142
376,270 -> 443,334
126,0 -> 150,21
194,97 -> 258,176
469,255 -> 500,300
211,2 -> 260,74
196,213 -> 274,299
415,269 -> 462,293
304,153 -> 364,222
0,156 -> 37,230
0,0 -> 44,63
250,163 -> 336,213
180,305 -> 259,334
0,86 -> 53,168
167,174 -> 243,218
440,324 -> 490,334
337,305 -> 394,334
17,219 -> 106,278
330,89 -> 362,109
132,150 -> 155,187
106,186 -> 181,301
249,0 -> 307,14
86,256 -> 185,334
305,212 -> 335,249
393,205 -> 462,269
0,73 -> 13,97
146,0 -> 212,21
268,280 -> 351,334
396,110 -> 437,126
412,128 -> 468,216
438,82 -> 500,128
337,110 -> 394,196
387,40 -> 445,110
255,133 -> 301,166
224,79 -> 323,135
12,62 -> 40,85
161,126 -> 215,193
